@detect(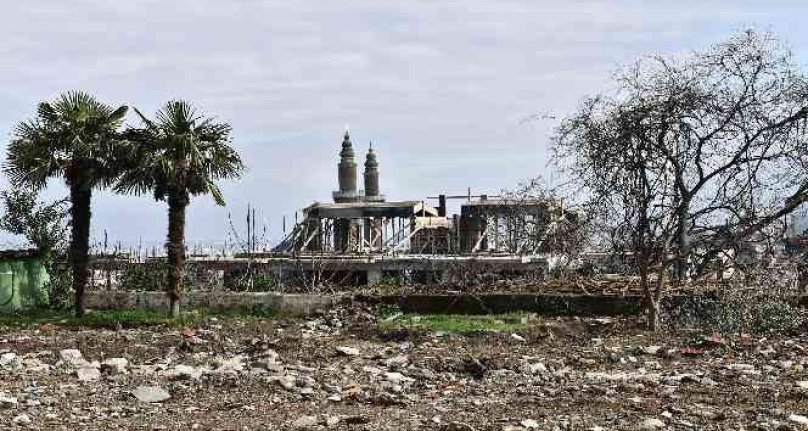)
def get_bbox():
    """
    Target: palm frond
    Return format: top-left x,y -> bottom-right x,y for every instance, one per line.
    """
119,100 -> 244,205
